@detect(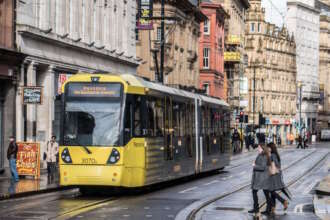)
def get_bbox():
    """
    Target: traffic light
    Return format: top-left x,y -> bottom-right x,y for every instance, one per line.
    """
239,111 -> 244,123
